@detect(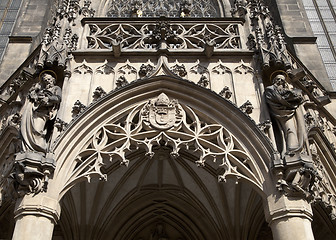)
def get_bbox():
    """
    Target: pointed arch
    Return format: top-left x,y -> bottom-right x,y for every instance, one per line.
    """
48,76 -> 275,202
